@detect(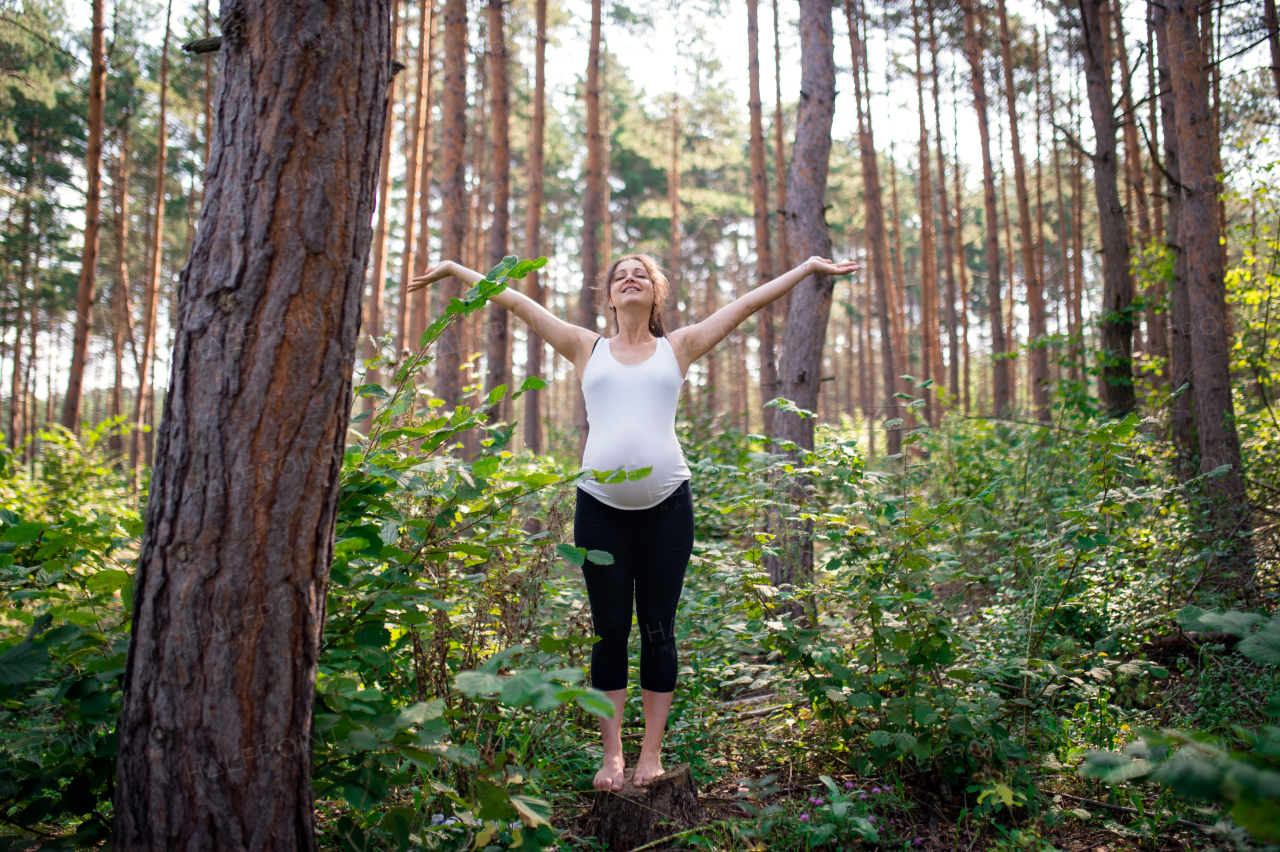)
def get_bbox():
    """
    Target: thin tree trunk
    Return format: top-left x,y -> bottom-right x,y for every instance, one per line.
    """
928,0 -> 958,410
1079,0 -> 1136,416
111,118 -> 132,455
411,1 -> 438,350
1034,30 -> 1052,384
484,0 -> 510,422
961,0 -> 1010,415
845,0 -> 900,454
912,0 -> 939,424
397,0 -> 431,357
1153,1 -> 1195,477
438,0 -> 468,411
999,122 -> 1018,411
1266,0 -> 1280,104
772,0 -> 791,321
578,0 -> 602,456
952,76 -> 972,416
1145,4 -> 1168,381
1166,0 -> 1247,512
1112,0 -> 1152,248
666,99 -> 681,333
62,0 -> 107,430
131,1 -> 171,482
523,0 -> 547,456
749,0 -> 779,435
8,183 -> 32,451
1072,126 -> 1086,383
995,0 -> 1047,419
1048,29 -> 1073,386
366,0 -> 402,373
112,3 -> 391,847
